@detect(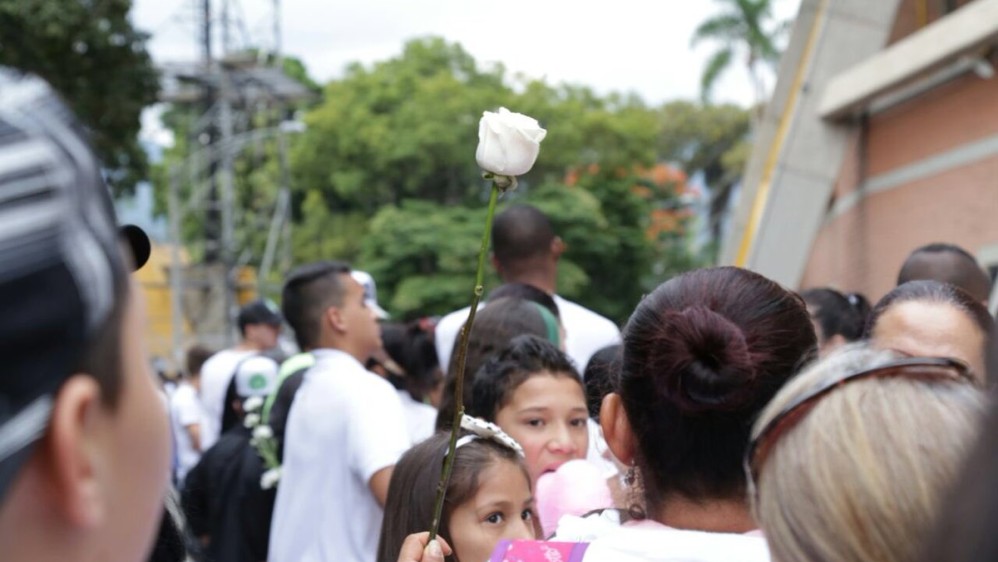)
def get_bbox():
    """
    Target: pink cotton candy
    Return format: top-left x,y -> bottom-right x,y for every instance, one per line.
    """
535,459 -> 614,537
